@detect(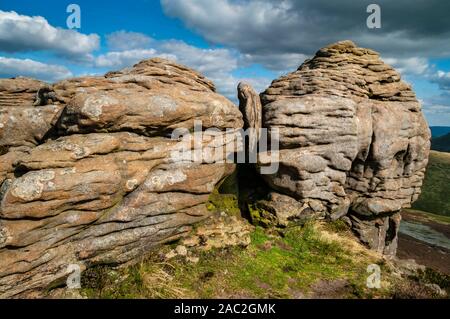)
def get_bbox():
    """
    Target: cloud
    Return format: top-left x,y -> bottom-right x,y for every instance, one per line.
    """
419,91 -> 450,126
210,73 -> 272,102
95,49 -> 162,68
158,40 -> 238,74
242,52 -> 308,72
0,10 -> 99,60
431,70 -> 450,91
99,32 -> 239,73
94,41 -> 239,74
383,57 -> 430,76
422,102 -> 450,126
106,31 -> 153,51
161,0 -> 450,72
242,76 -> 273,93
160,0 -> 450,124
95,32 -> 243,100
95,45 -> 247,101
0,57 -> 73,82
